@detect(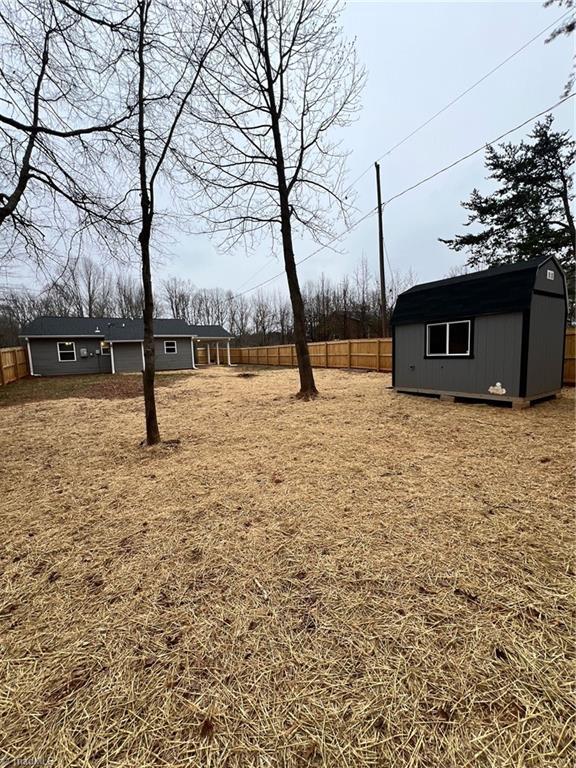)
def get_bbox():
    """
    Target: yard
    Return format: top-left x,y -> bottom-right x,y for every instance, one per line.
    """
0,367 -> 574,767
